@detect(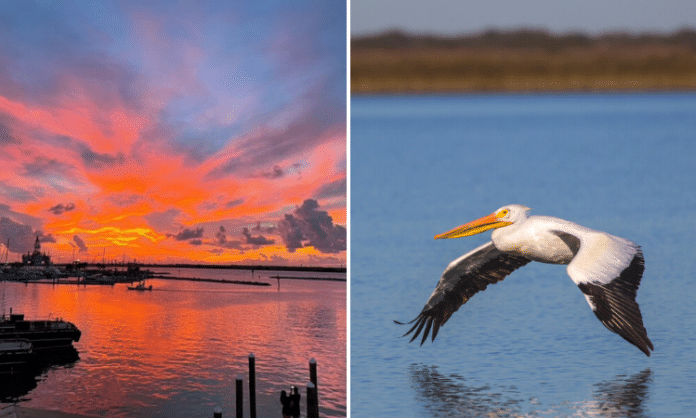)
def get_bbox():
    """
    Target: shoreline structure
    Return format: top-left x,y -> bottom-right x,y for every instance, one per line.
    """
352,29 -> 696,93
